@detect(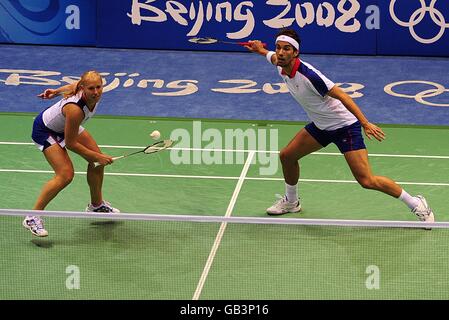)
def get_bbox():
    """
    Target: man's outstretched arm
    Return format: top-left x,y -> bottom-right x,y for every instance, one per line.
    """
244,40 -> 277,65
